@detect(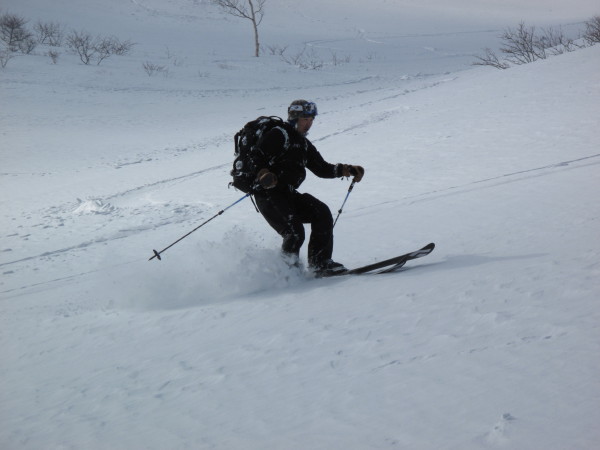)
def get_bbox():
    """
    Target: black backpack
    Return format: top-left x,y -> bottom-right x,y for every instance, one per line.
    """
230,116 -> 287,193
